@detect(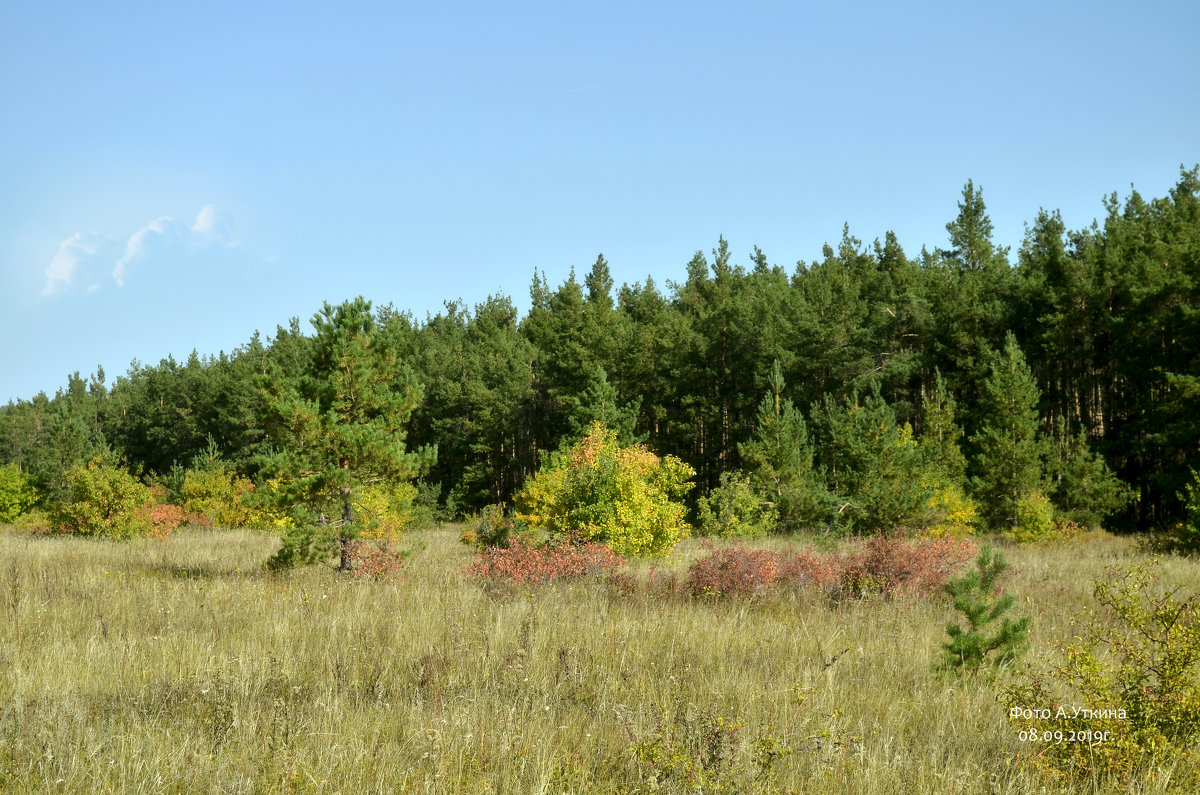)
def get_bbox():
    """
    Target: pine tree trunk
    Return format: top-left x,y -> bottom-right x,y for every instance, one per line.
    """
339,485 -> 353,572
